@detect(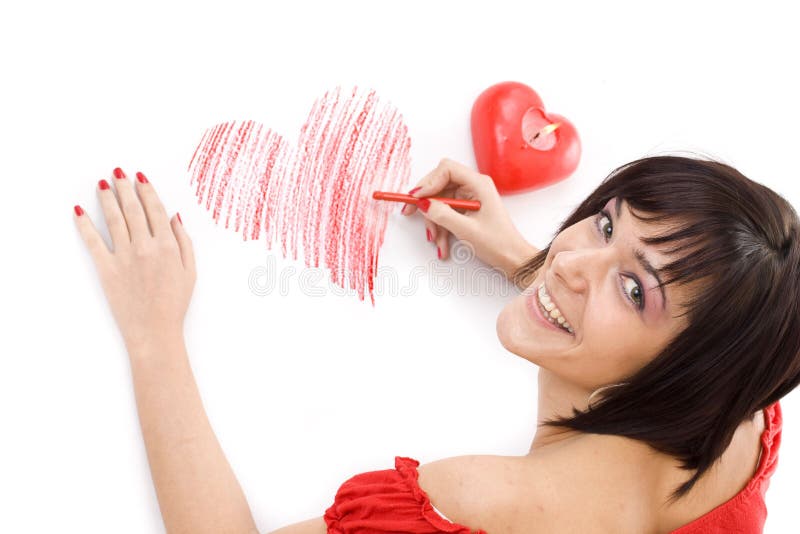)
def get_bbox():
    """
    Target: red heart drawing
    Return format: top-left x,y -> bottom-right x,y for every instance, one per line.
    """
187,87 -> 412,304
471,81 -> 581,194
